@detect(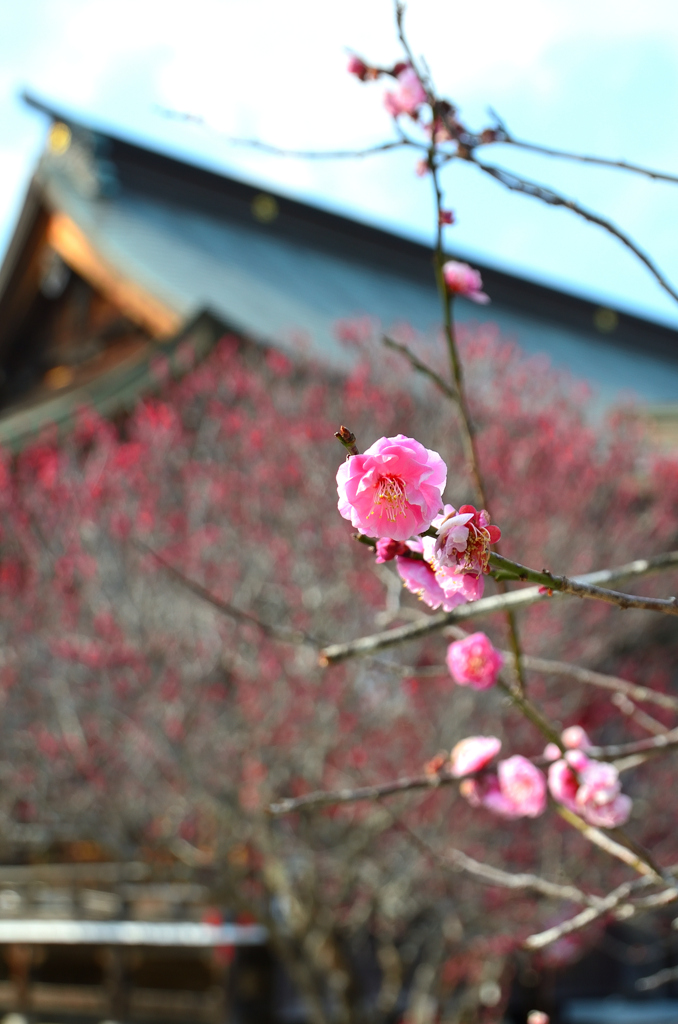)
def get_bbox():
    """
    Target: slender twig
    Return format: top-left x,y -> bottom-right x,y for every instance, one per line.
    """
382,335 -> 457,401
519,656 -> 678,712
136,541 -> 320,647
490,552 -> 678,617
637,964 -> 678,992
524,877 -> 656,950
319,551 -> 678,665
499,133 -> 678,186
399,821 -> 599,907
471,159 -> 678,305
158,107 -> 418,159
269,768 -> 456,815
